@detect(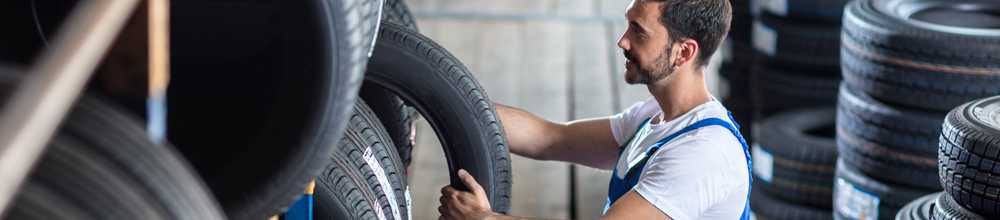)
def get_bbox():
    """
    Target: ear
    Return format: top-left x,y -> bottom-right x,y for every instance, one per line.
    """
673,38 -> 700,67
